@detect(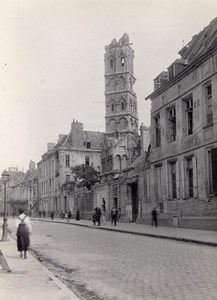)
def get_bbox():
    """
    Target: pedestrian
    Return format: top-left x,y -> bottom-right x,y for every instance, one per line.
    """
111,207 -> 118,226
38,210 -> 42,218
95,207 -> 101,226
151,207 -> 158,227
50,211 -> 54,220
101,204 -> 106,225
92,209 -> 97,226
67,211 -> 72,222
15,208 -> 32,259
76,209 -> 80,221
42,210 -> 46,218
